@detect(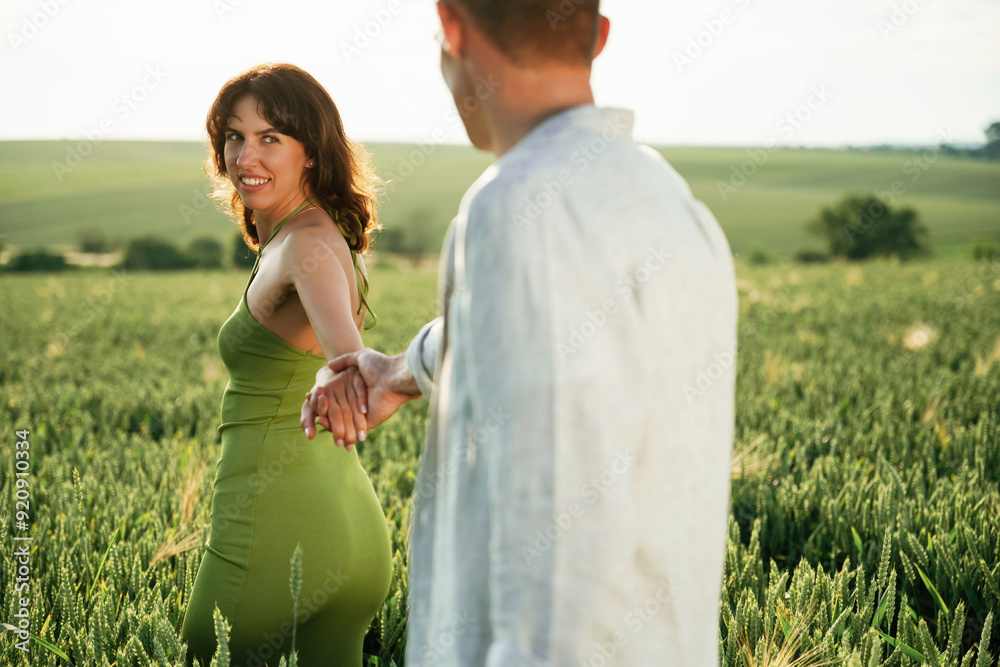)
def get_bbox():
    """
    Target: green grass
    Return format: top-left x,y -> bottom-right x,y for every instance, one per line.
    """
1,141 -> 998,259
1,255 -> 998,666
